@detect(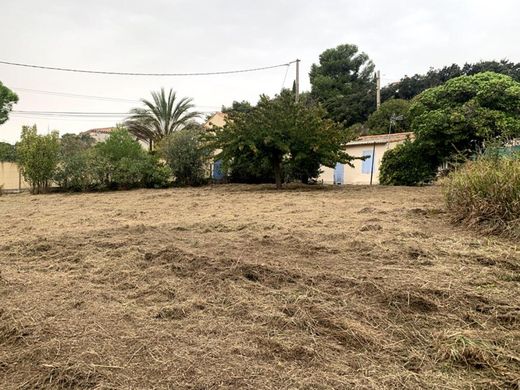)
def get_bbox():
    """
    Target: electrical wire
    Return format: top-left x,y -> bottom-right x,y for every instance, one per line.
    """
13,87 -> 140,103
281,62 -> 291,90
11,88 -> 223,110
0,59 -> 296,77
